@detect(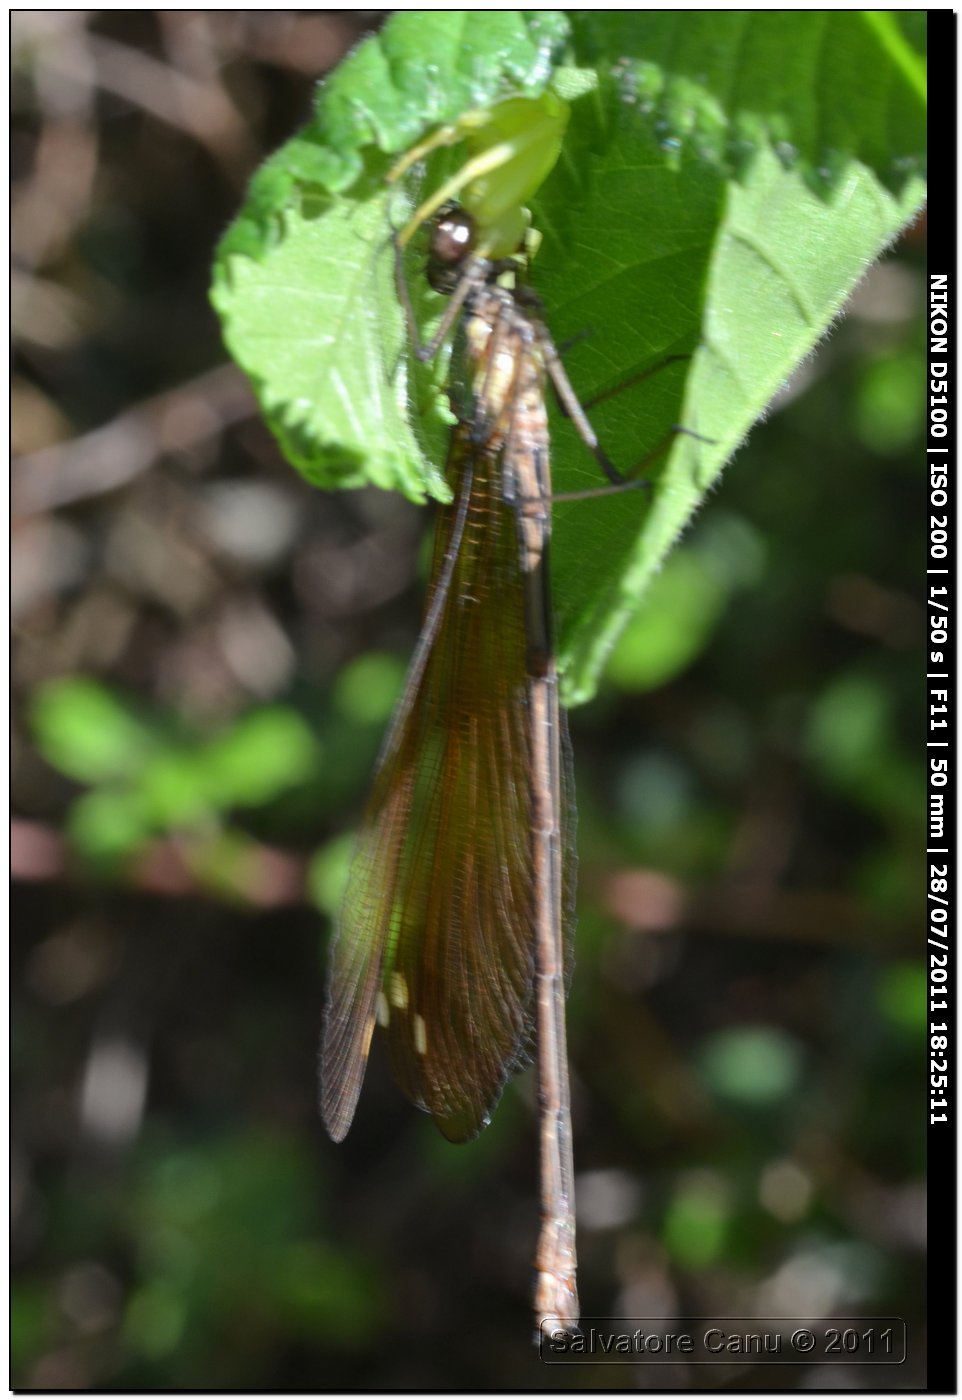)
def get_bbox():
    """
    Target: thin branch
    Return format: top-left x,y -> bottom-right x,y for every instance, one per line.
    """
12,364 -> 255,518
11,818 -> 309,907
